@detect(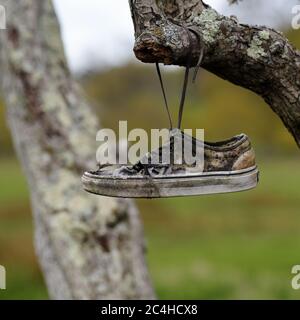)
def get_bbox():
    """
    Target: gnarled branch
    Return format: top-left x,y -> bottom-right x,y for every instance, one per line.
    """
129,0 -> 300,147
